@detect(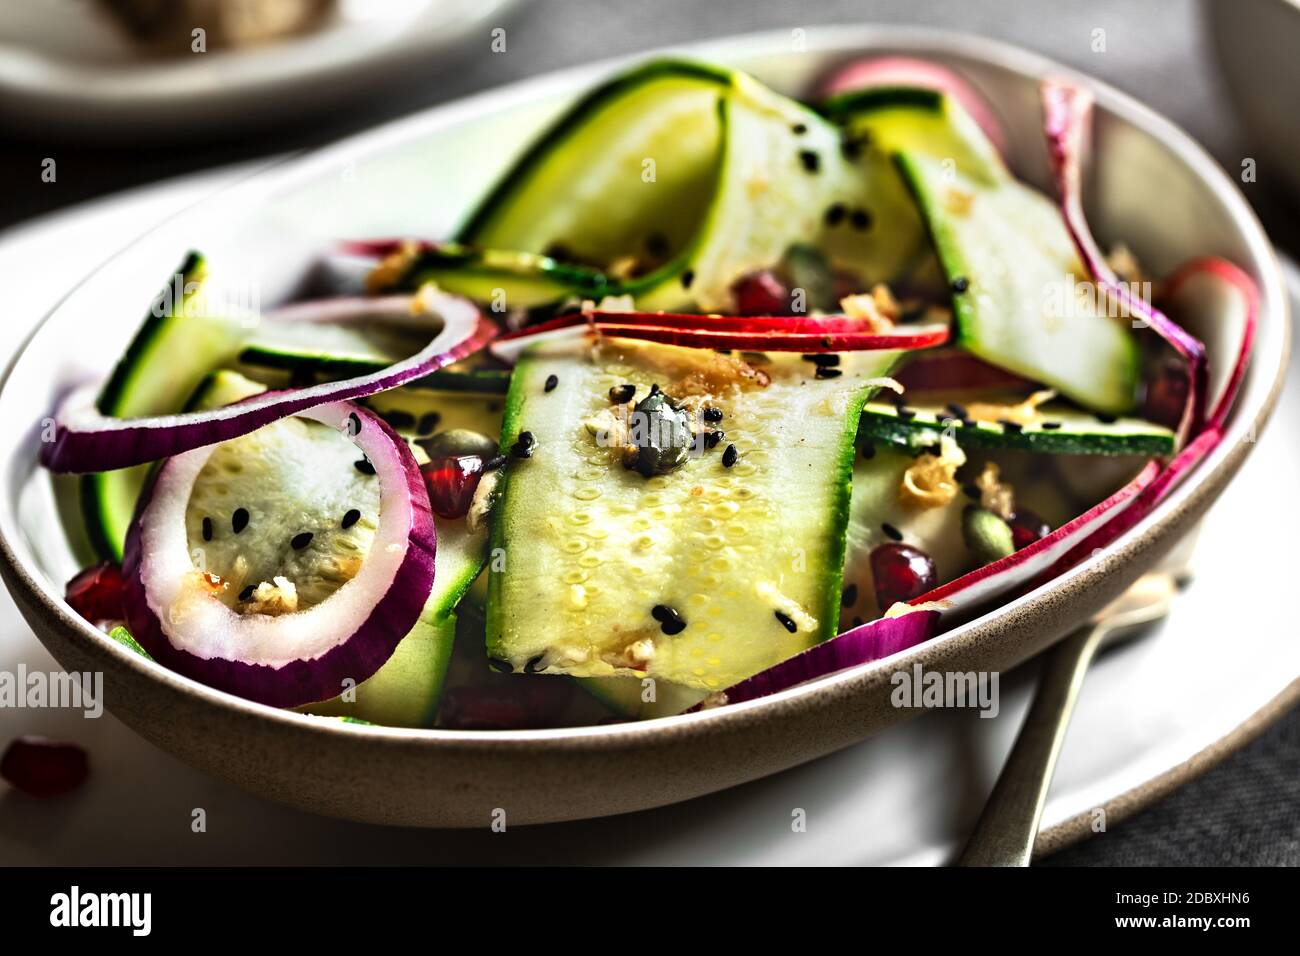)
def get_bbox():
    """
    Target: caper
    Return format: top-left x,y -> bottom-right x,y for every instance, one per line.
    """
962,505 -> 1016,566
626,390 -> 692,477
